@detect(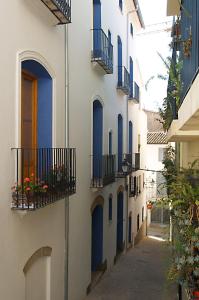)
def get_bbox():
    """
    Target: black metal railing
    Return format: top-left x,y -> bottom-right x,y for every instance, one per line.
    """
91,29 -> 113,74
117,66 -> 130,95
133,82 -> 140,102
41,0 -> 71,24
91,154 -> 116,188
129,175 -> 136,197
11,148 -> 76,210
133,153 -> 140,171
